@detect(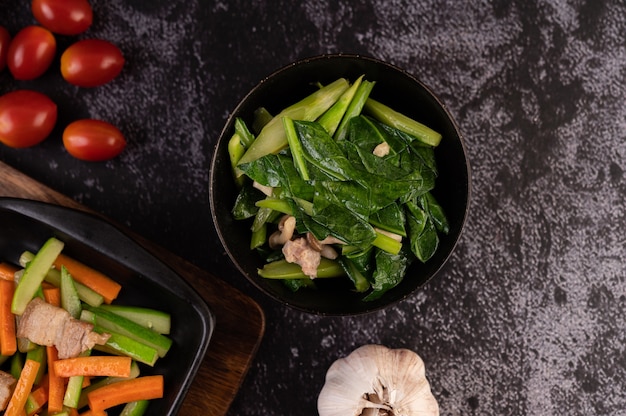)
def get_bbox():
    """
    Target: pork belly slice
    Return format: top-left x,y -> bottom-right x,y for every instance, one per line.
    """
0,370 -> 16,411
17,297 -> 110,359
